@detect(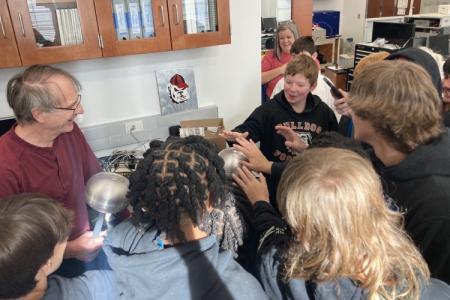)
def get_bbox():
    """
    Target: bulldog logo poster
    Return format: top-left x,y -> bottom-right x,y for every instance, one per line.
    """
156,67 -> 198,115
